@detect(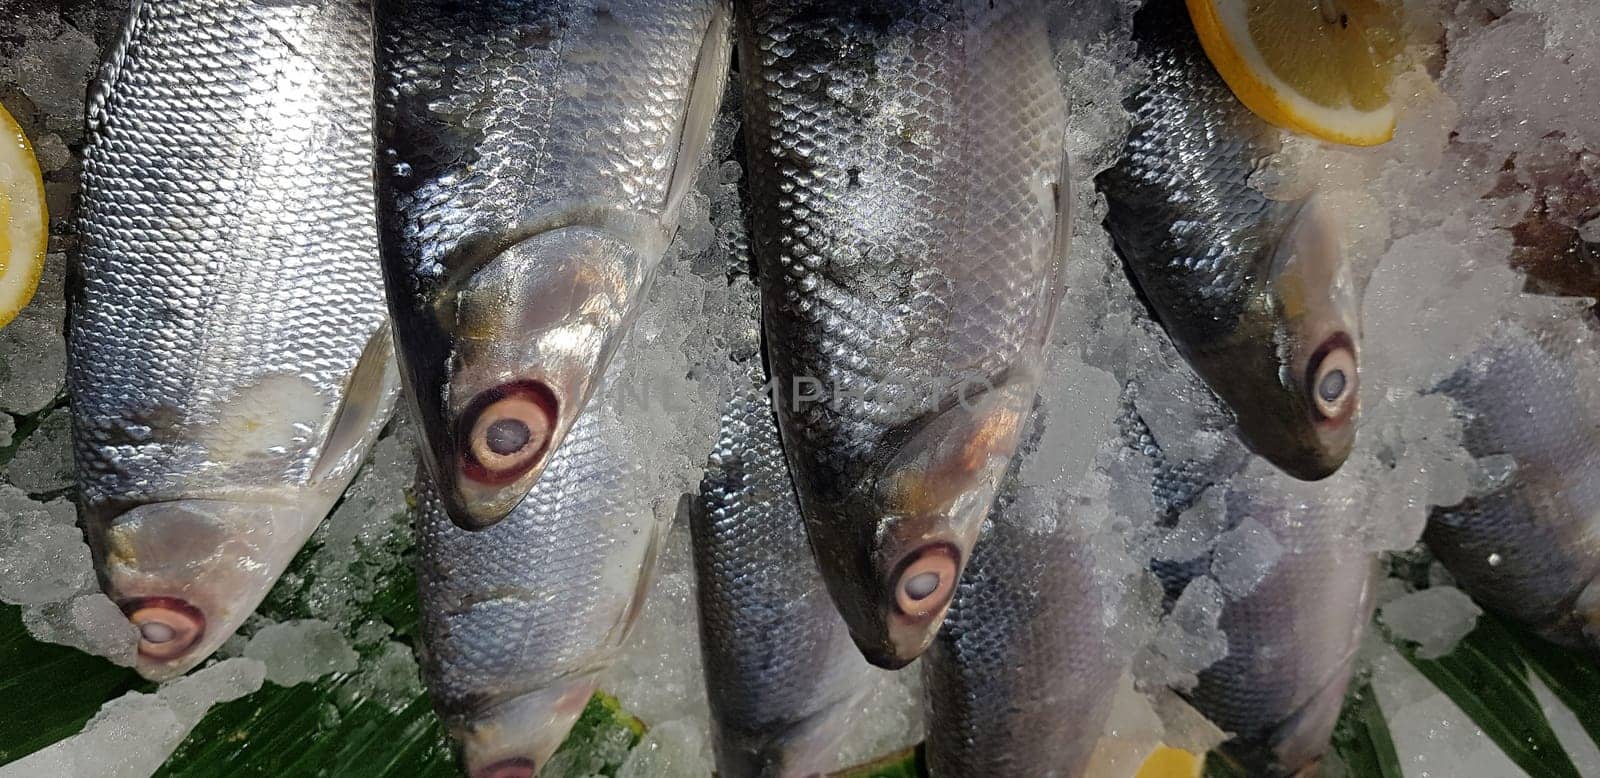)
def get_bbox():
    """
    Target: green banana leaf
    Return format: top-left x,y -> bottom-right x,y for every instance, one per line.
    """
1389,612 -> 1582,778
